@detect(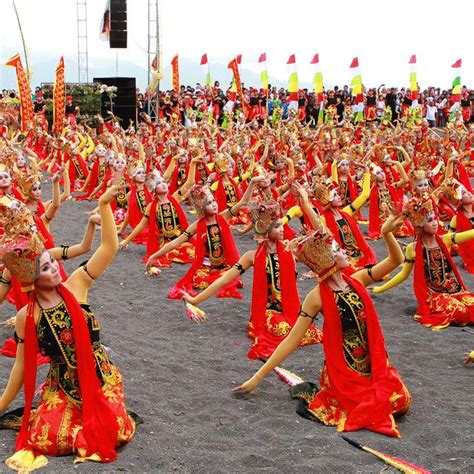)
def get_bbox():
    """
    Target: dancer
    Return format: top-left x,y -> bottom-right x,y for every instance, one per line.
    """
183,202 -> 322,360
0,186 -> 137,470
235,213 -> 411,438
373,195 -> 474,329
